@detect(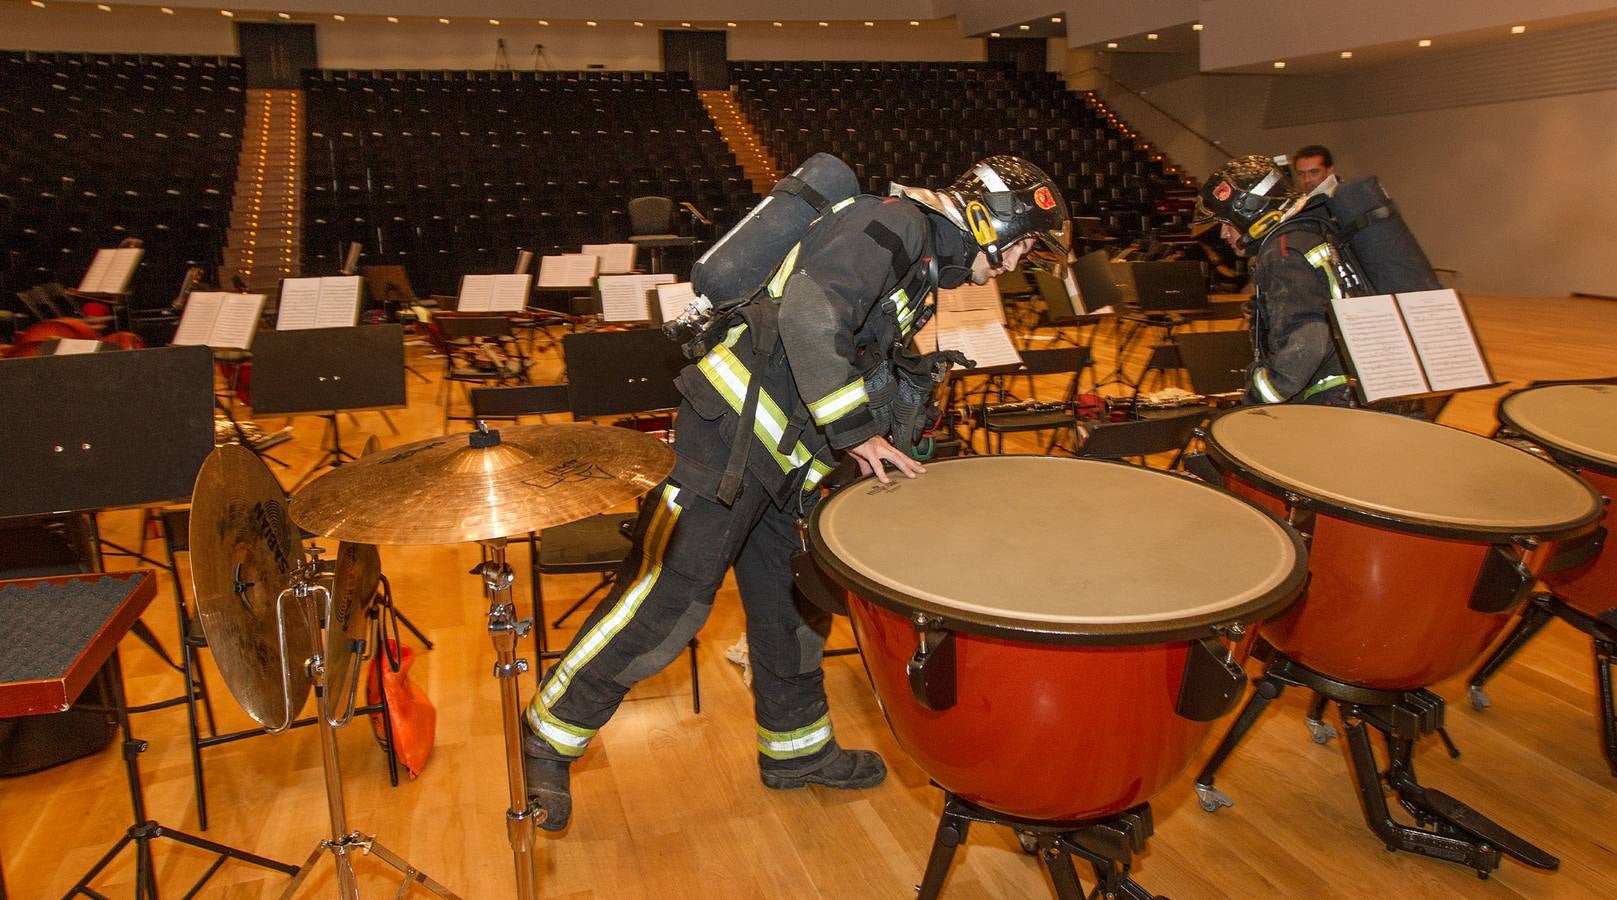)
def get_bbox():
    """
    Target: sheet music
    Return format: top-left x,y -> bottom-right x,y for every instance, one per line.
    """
580,243 -> 637,275
598,275 -> 653,322
538,254 -> 600,289
174,292 -> 263,349
278,276 -> 363,329
656,282 -> 699,322
51,338 -> 103,355
937,280 -> 1006,323
1396,289 -> 1491,392
1330,294 -> 1429,401
77,247 -> 143,293
929,308 -> 1023,370
489,274 -> 532,312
